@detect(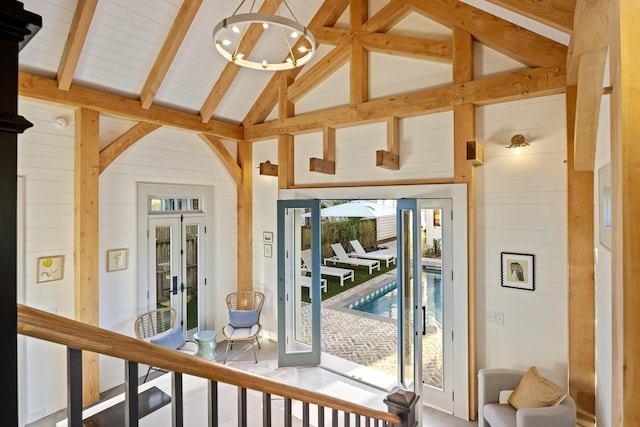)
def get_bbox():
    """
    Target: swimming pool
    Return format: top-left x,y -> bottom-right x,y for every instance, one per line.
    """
347,268 -> 442,322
